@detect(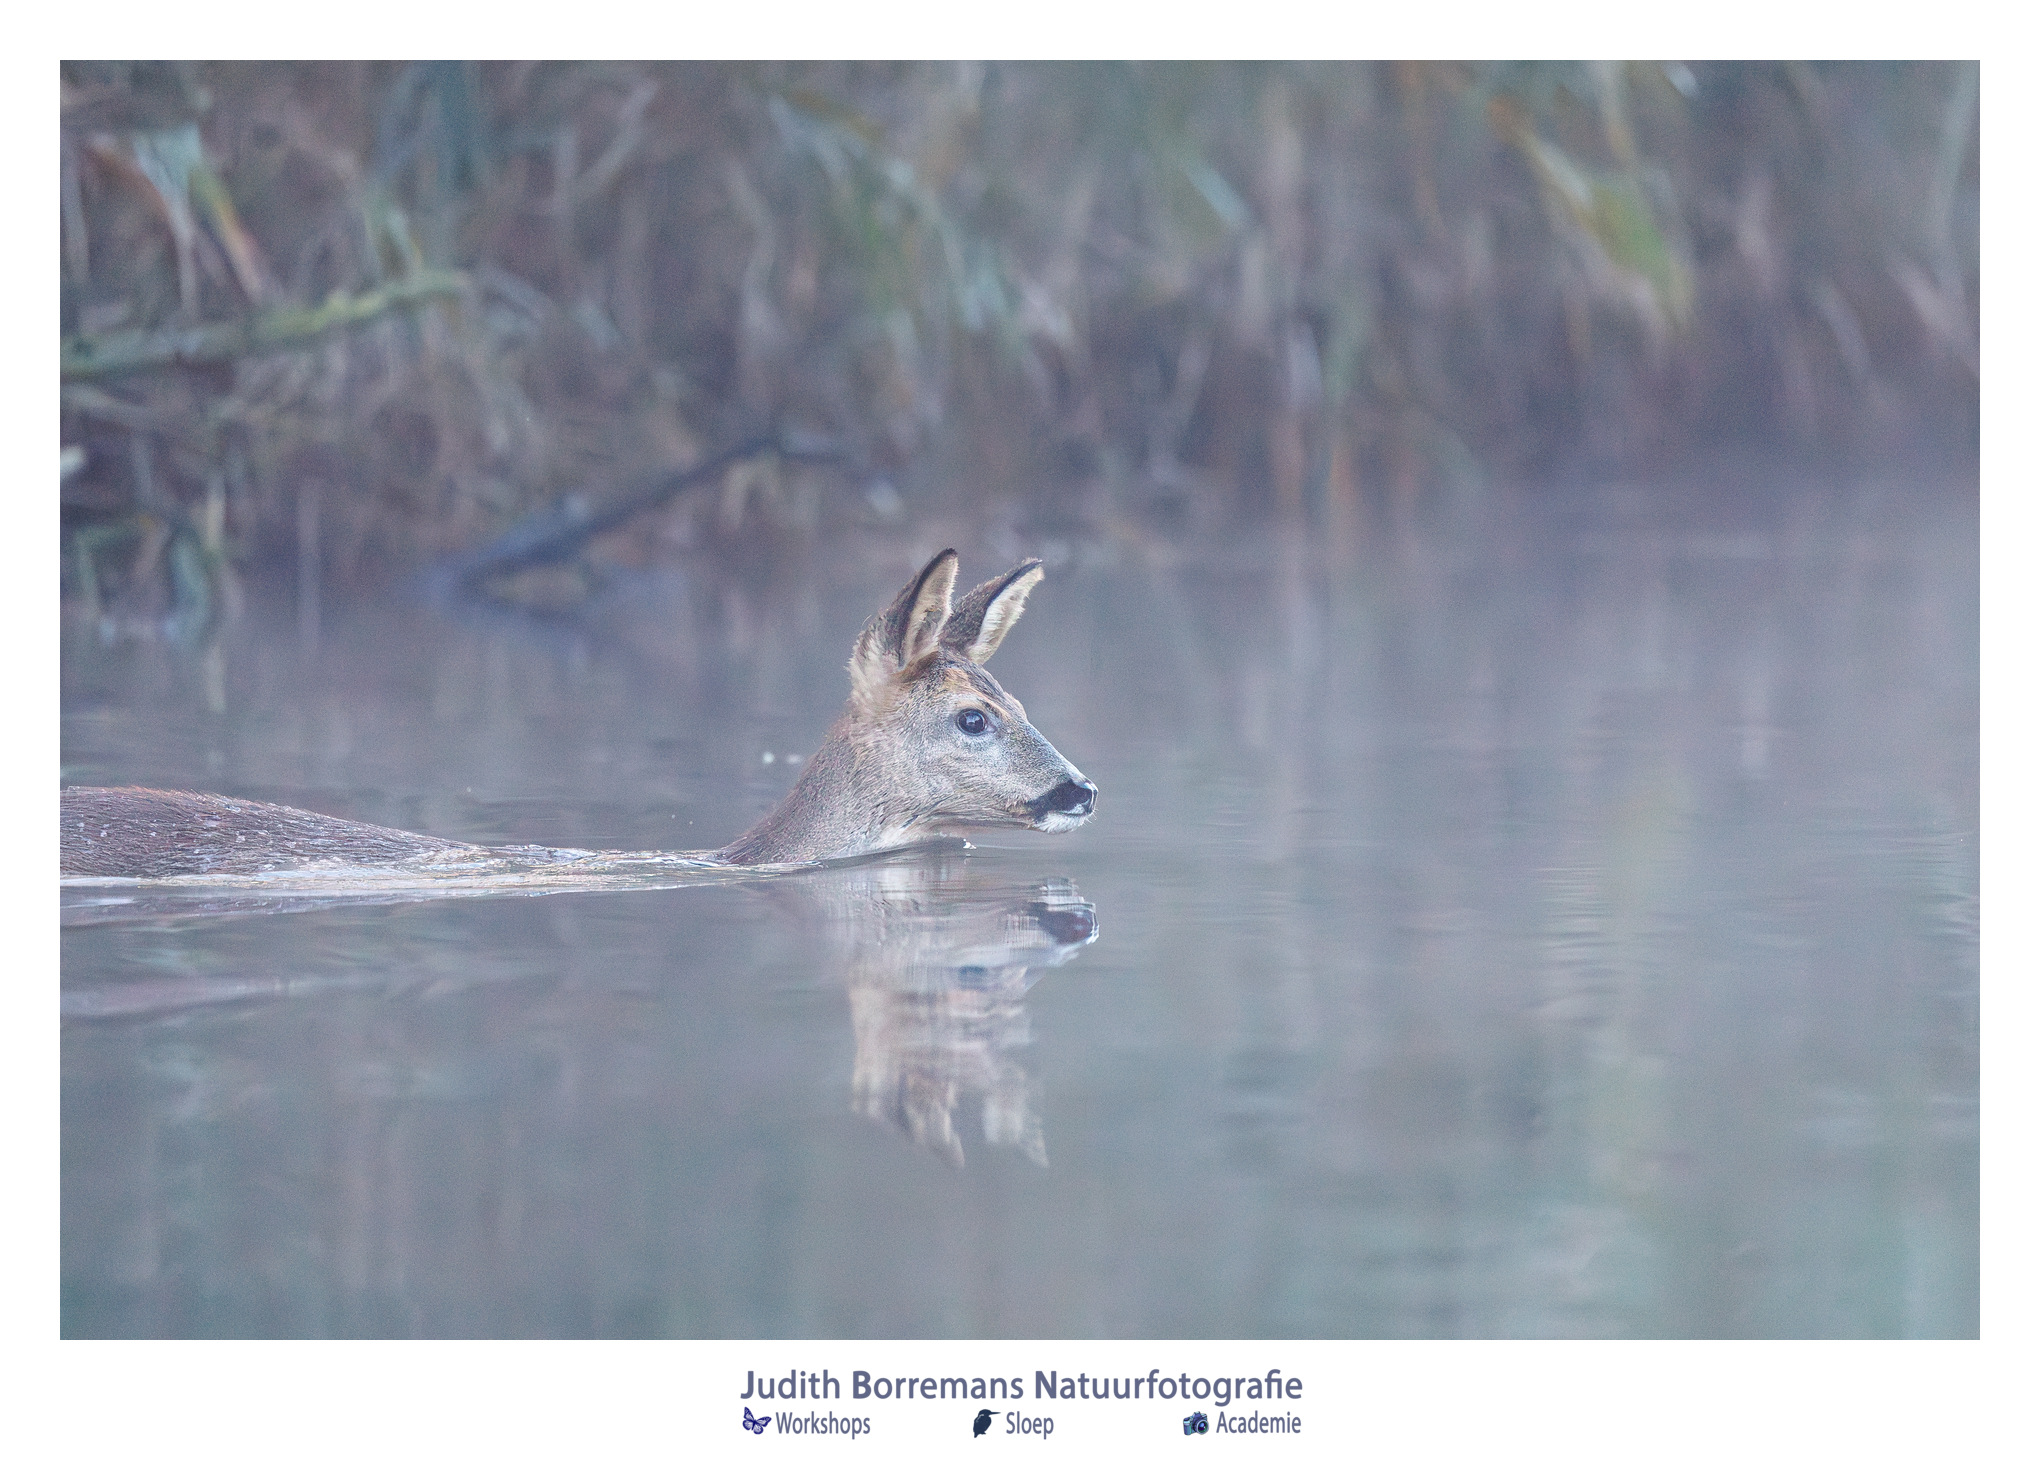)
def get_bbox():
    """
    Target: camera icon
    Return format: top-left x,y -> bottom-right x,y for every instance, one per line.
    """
1183,1412 -> 1209,1435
